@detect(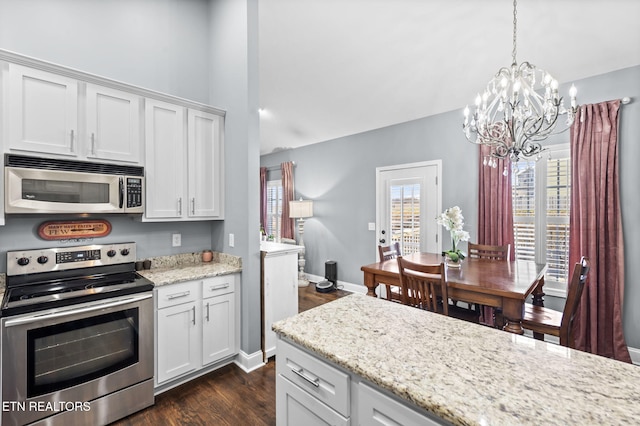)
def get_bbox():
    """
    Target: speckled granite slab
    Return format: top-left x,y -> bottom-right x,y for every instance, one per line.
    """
137,251 -> 241,286
273,293 -> 640,426
0,274 -> 5,300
